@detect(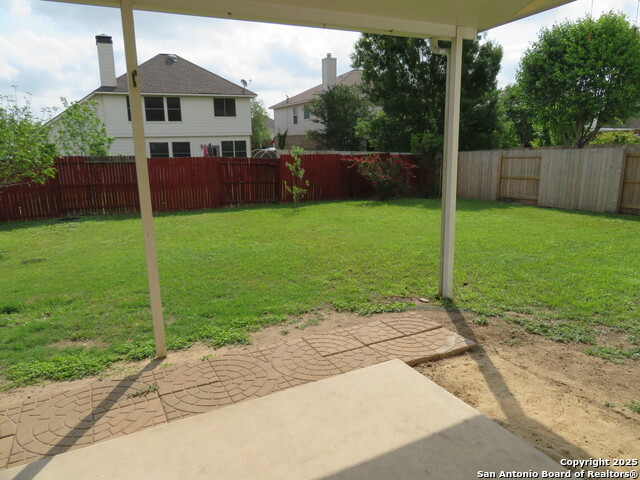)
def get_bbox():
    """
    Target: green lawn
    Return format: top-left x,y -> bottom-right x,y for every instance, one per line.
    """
1,198 -> 639,385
